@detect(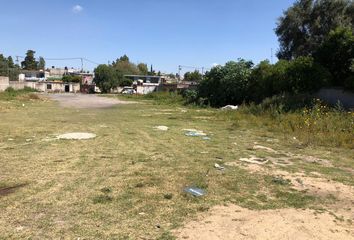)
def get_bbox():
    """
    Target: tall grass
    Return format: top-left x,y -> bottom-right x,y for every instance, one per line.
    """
237,97 -> 354,149
0,87 -> 38,101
